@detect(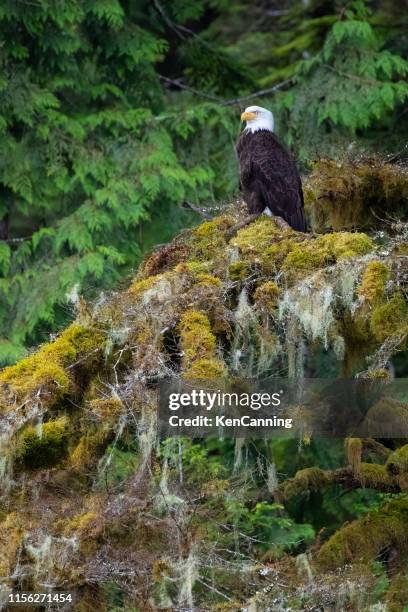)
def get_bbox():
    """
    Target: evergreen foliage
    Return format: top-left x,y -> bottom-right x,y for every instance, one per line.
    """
0,1 -> 242,363
1,0 -> 407,362
285,0 -> 408,155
